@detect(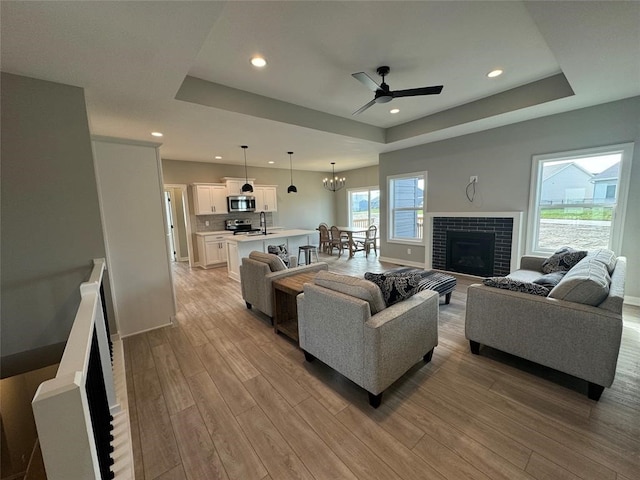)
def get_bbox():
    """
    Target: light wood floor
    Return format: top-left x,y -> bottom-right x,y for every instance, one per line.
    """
124,253 -> 640,480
